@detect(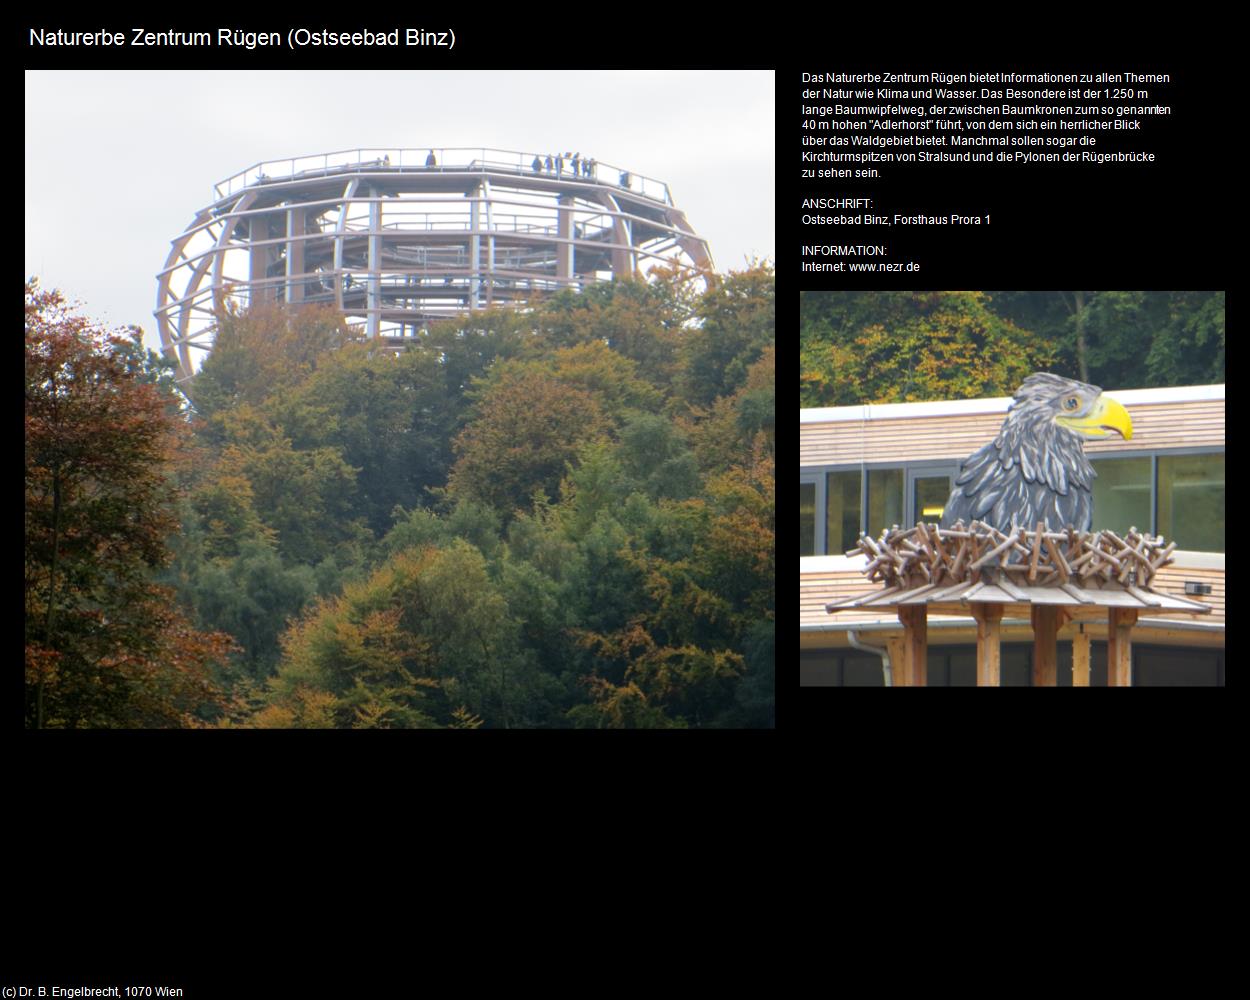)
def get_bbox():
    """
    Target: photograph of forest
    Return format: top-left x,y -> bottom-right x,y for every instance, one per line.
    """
25,266 -> 775,728
800,291 -> 1225,405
